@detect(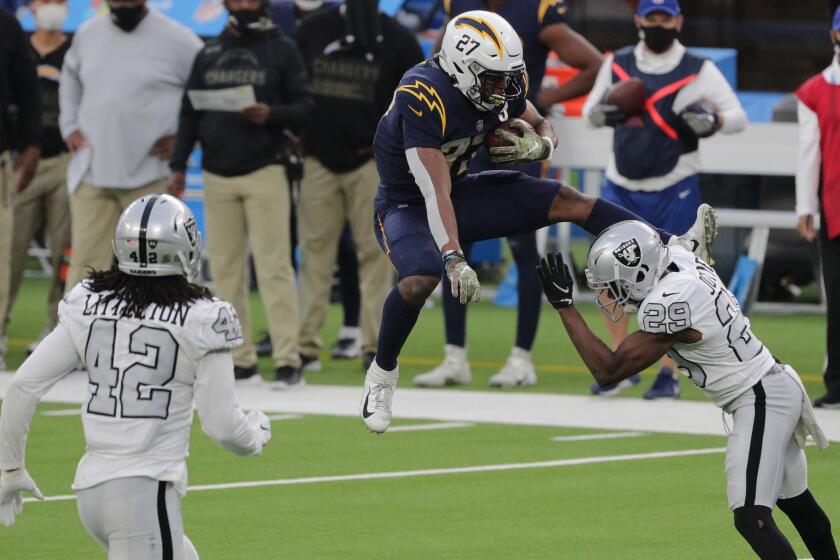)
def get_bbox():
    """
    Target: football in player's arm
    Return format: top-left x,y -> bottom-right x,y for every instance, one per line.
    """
407,99 -> 558,304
